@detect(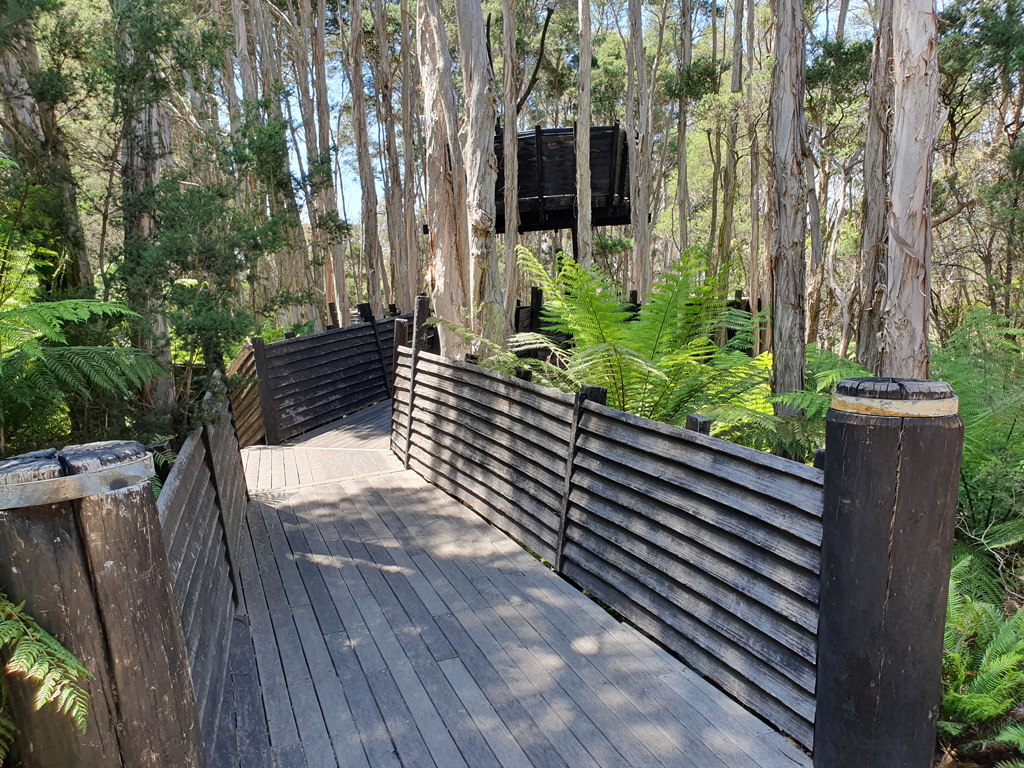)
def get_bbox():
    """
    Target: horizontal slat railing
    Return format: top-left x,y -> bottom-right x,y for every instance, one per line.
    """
157,396 -> 248,750
226,342 -> 264,448
254,316 -> 404,443
563,400 -> 822,749
392,348 -> 824,751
